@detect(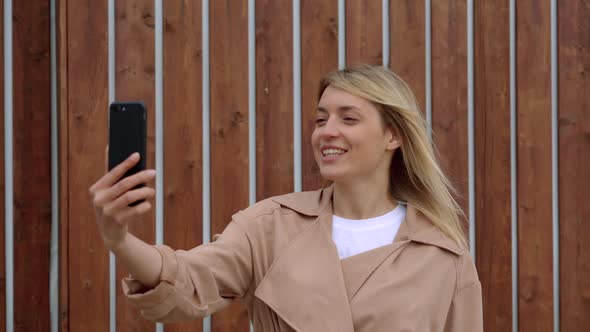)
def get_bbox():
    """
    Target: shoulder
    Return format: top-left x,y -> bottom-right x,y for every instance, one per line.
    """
451,248 -> 480,293
233,188 -> 325,223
